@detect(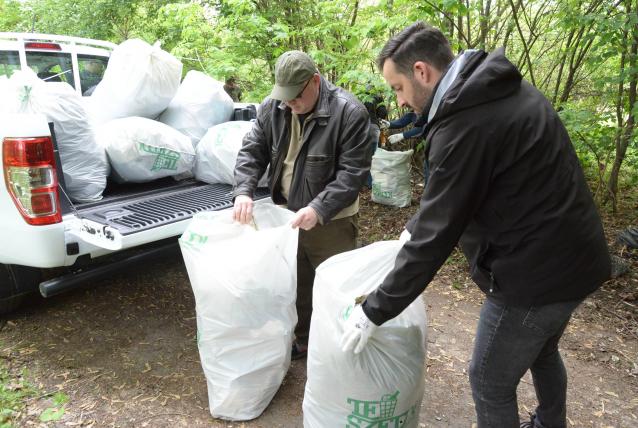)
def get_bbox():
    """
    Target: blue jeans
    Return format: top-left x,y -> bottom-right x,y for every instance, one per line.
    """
469,297 -> 583,428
